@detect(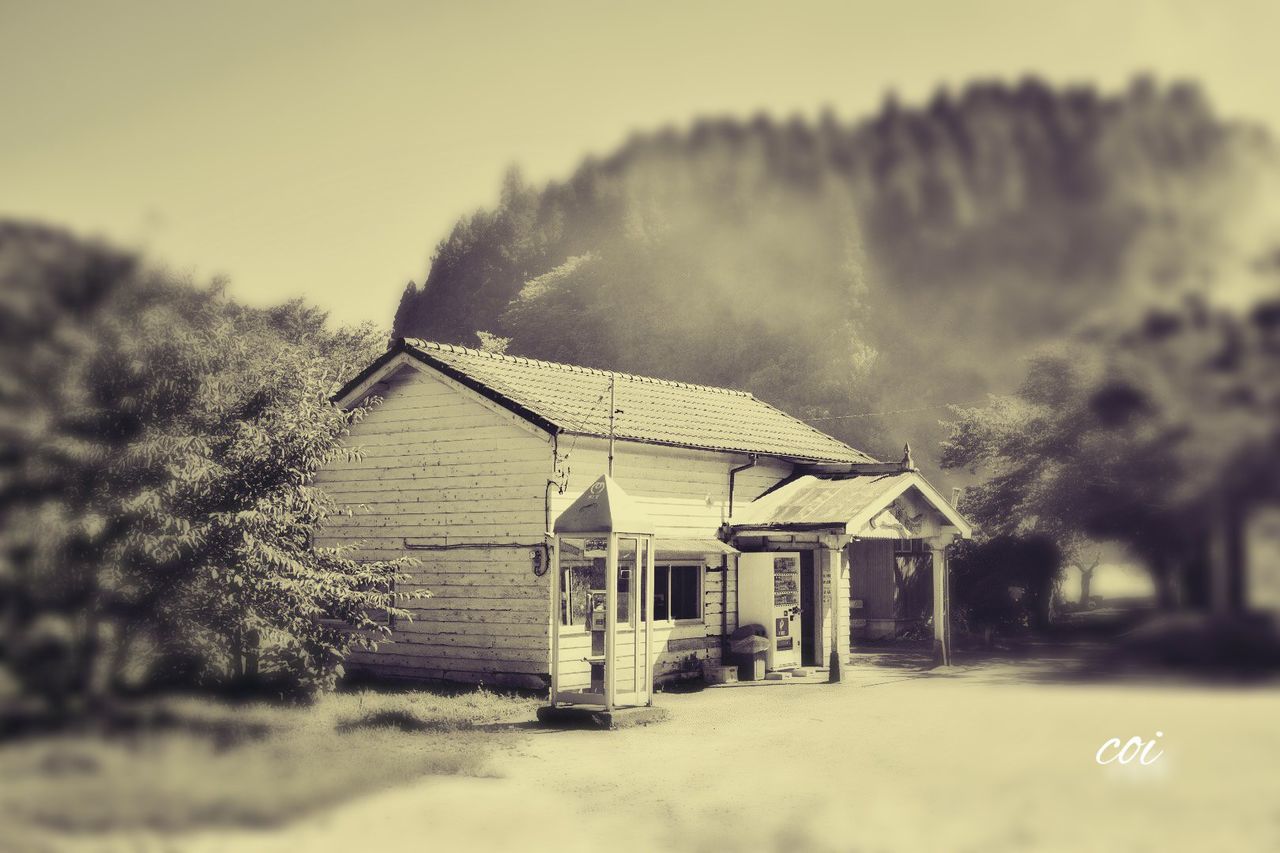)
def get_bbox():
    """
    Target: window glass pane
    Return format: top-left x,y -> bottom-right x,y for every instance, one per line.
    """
670,565 -> 701,620
618,537 -> 636,626
560,537 -> 605,626
638,540 -> 649,621
654,566 -> 670,621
